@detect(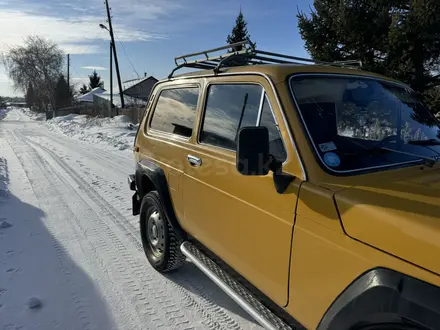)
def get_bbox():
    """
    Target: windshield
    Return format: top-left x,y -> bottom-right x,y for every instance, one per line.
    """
290,75 -> 440,173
